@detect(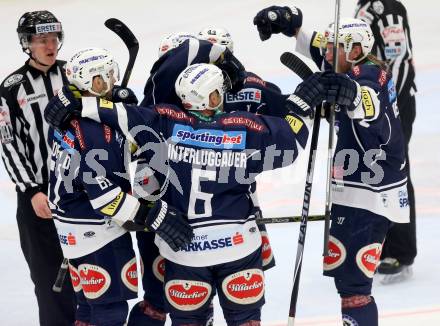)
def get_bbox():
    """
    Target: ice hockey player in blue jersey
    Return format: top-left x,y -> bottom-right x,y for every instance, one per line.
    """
47,48 -> 193,326
45,61 -> 329,325
254,7 -> 409,326
131,31 -> 286,325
